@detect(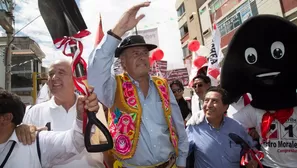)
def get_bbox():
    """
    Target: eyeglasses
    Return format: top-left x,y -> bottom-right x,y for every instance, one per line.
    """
193,84 -> 203,89
172,89 -> 182,93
